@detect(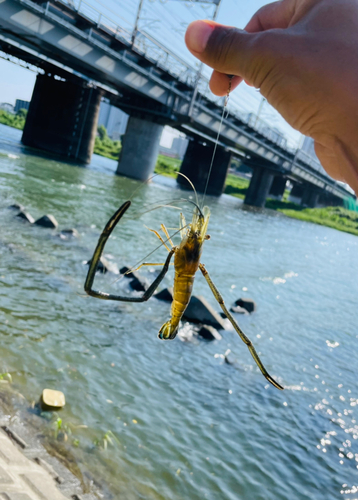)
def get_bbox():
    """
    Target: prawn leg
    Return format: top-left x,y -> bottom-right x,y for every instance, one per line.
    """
160,224 -> 174,247
85,200 -> 175,302
199,263 -> 284,391
146,227 -> 171,252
